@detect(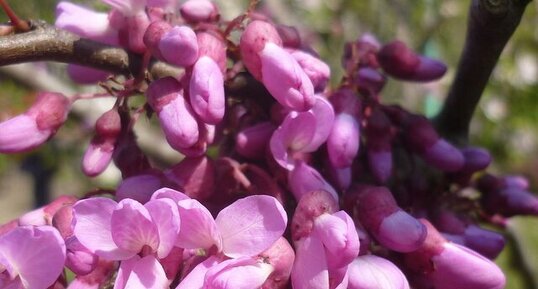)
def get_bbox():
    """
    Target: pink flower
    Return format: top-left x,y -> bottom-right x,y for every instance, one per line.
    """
0,226 -> 66,289
115,255 -> 169,289
180,0 -> 219,23
72,197 -> 180,261
288,160 -> 338,201
235,122 -> 276,159
347,255 -> 410,289
270,96 -> 335,170
327,113 -> 360,168
0,92 -> 70,153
